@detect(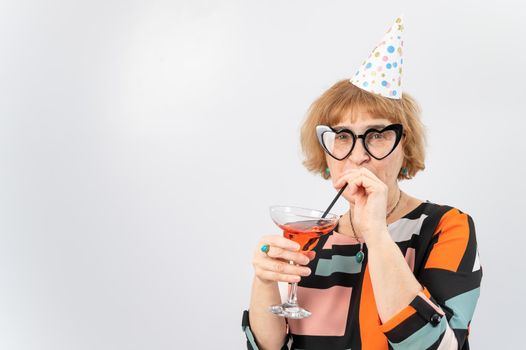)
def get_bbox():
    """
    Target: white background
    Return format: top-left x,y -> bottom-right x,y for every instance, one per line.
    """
1,0 -> 525,348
